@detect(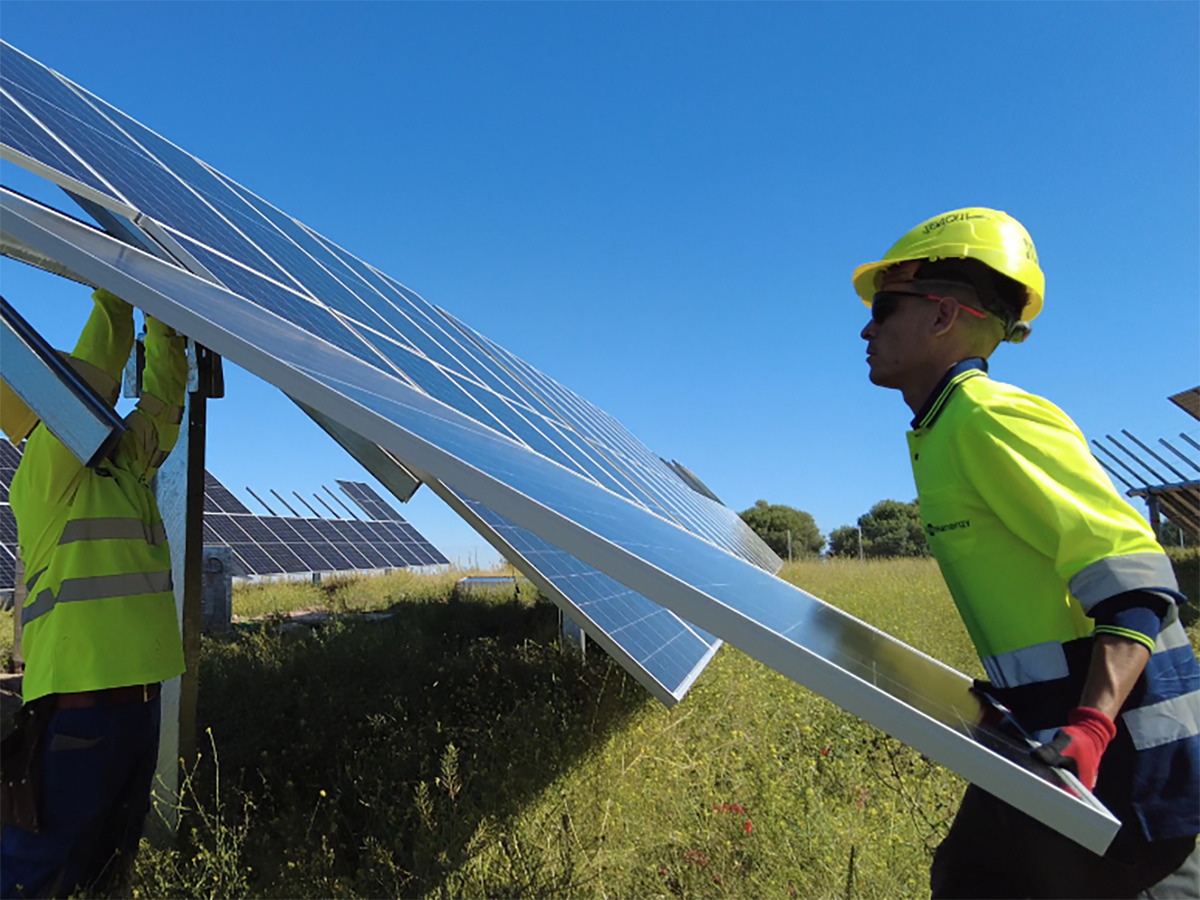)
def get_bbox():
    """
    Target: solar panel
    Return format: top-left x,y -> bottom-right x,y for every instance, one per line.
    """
338,480 -> 401,521
337,479 -> 449,565
203,470 -> 251,514
199,470 -> 443,577
0,45 -> 1120,849
0,506 -> 17,559
1,444 -> 20,597
0,40 -> 776,703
